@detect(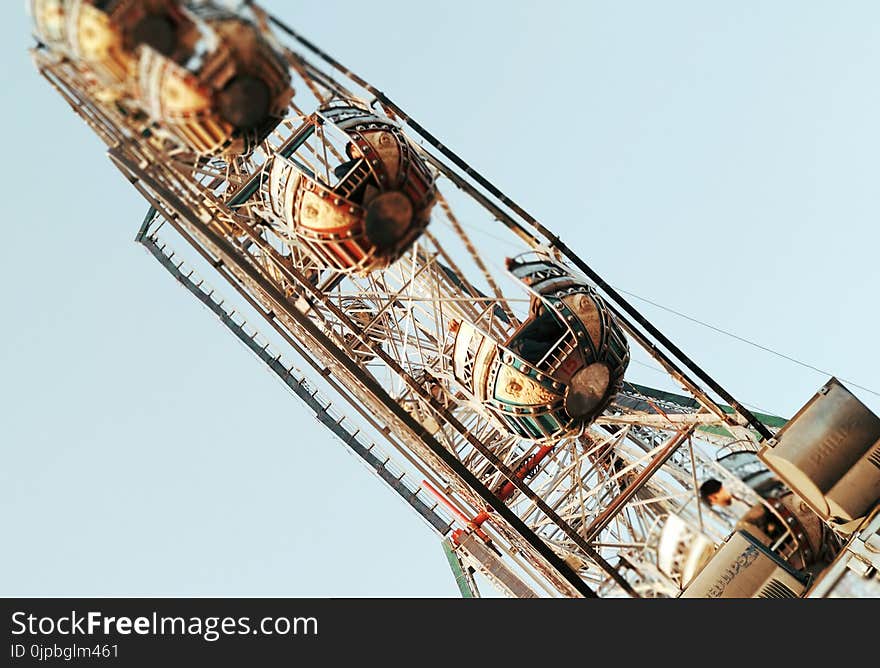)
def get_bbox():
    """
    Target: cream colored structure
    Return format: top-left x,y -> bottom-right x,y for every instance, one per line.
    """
680,531 -> 808,598
759,378 -> 880,524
